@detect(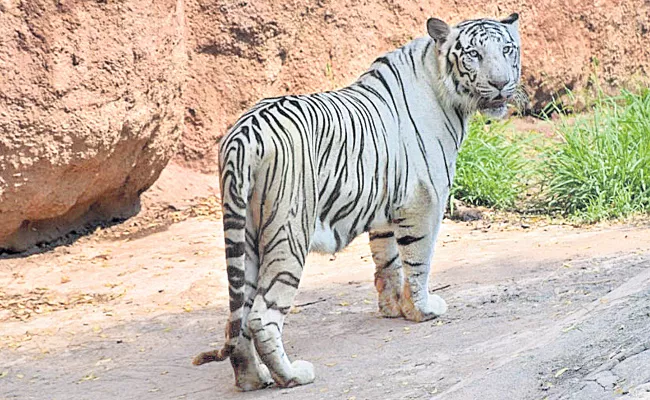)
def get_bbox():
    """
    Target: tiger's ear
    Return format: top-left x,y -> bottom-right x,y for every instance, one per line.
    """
427,17 -> 450,44
501,13 -> 520,41
501,13 -> 519,27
